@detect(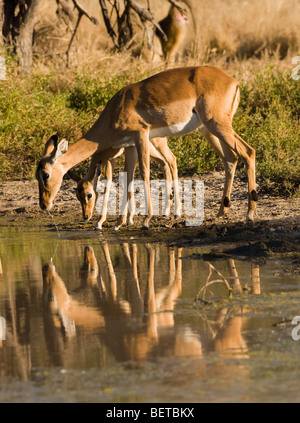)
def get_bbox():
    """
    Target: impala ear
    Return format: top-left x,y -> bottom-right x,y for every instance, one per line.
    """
43,135 -> 58,157
43,136 -> 68,161
54,139 -> 68,161
95,161 -> 102,180
67,170 -> 81,183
